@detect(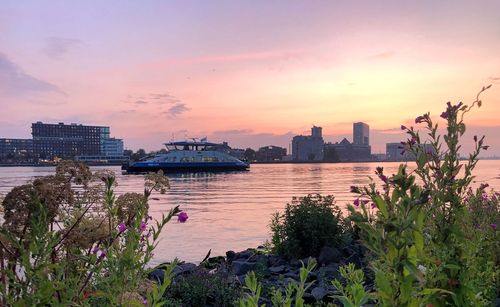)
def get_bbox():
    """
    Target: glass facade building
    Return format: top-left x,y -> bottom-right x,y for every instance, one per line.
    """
32,122 -> 110,160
